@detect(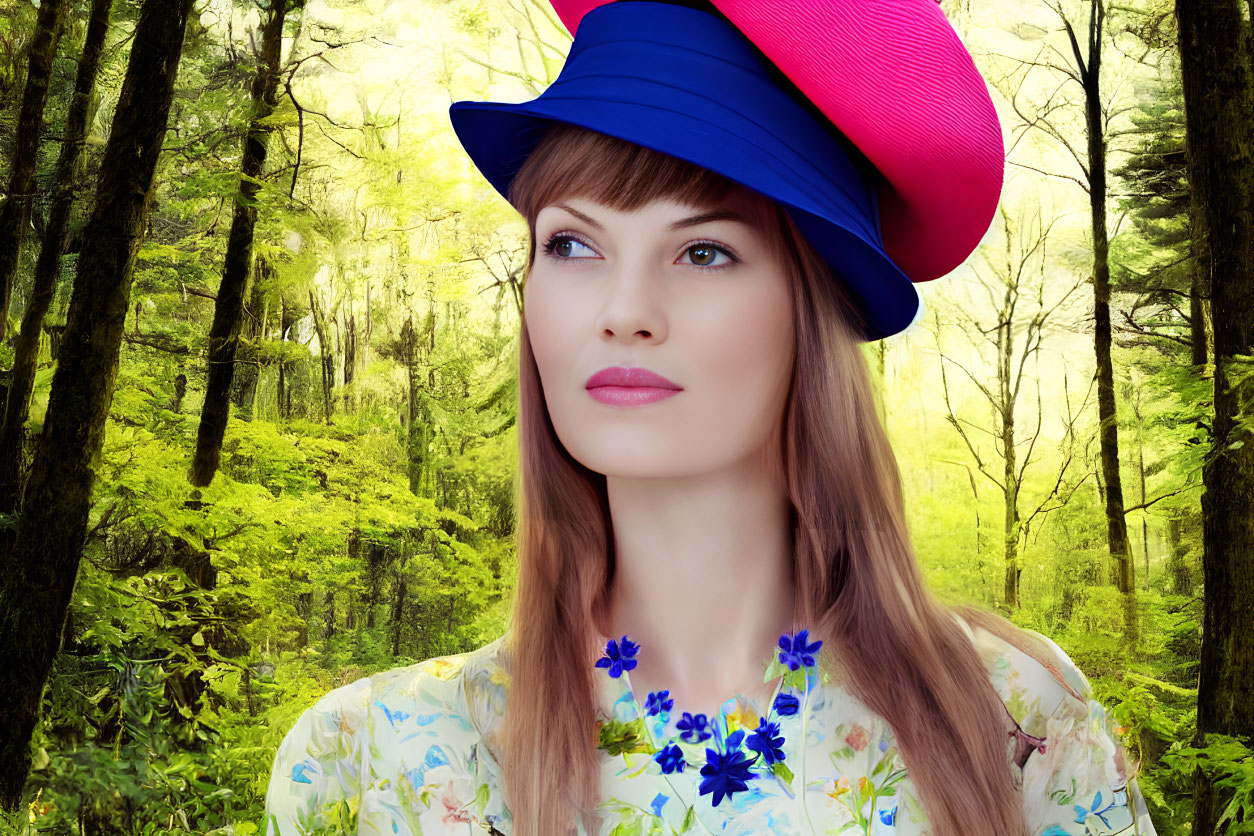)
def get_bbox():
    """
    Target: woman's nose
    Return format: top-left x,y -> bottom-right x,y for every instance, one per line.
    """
595,260 -> 669,342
